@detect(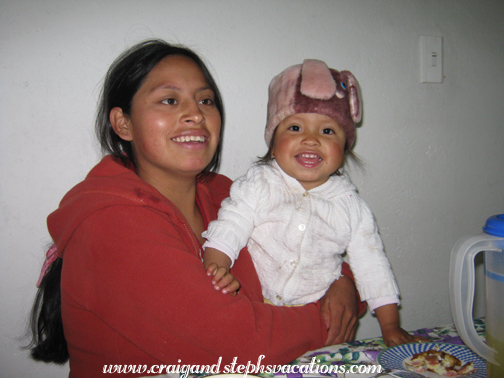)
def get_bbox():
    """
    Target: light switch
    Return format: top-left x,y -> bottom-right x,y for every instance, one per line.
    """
420,35 -> 443,83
